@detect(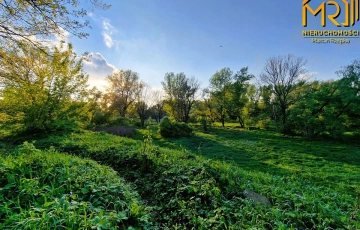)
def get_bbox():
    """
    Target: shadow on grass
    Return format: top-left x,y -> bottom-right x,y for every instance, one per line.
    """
134,124 -> 360,195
